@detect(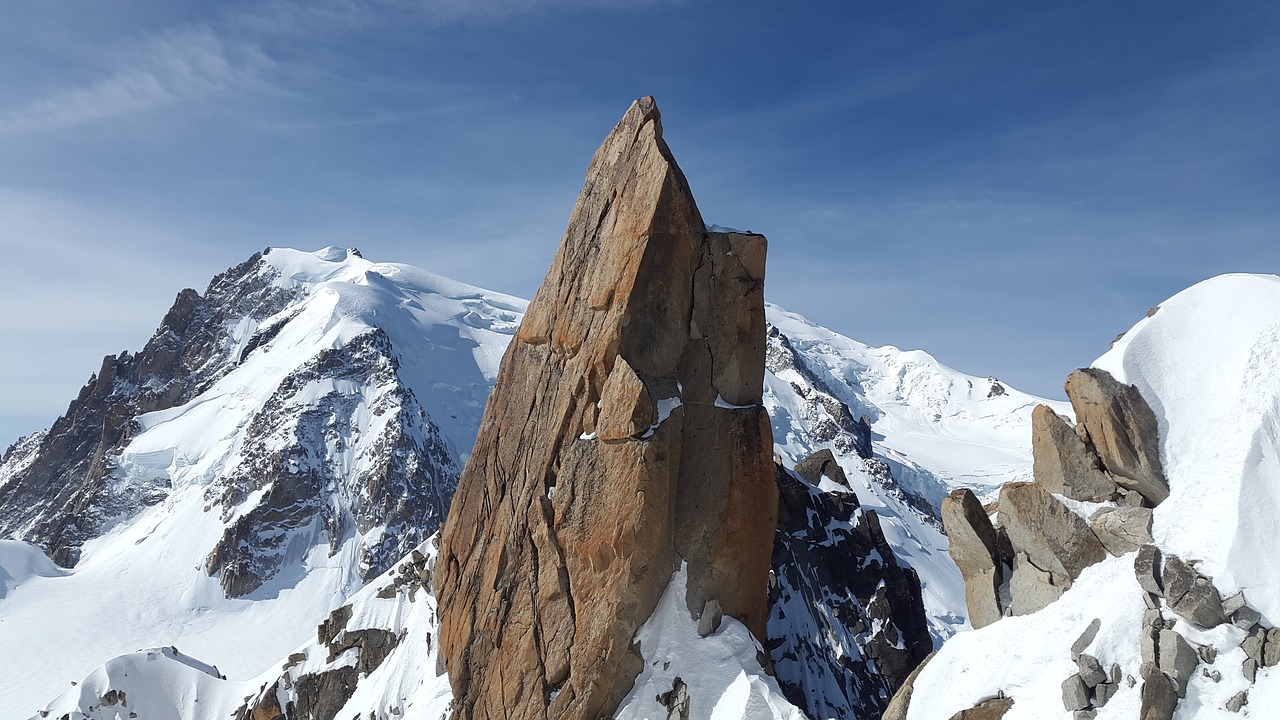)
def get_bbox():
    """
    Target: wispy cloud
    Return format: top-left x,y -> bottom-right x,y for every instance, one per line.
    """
0,27 -> 272,135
